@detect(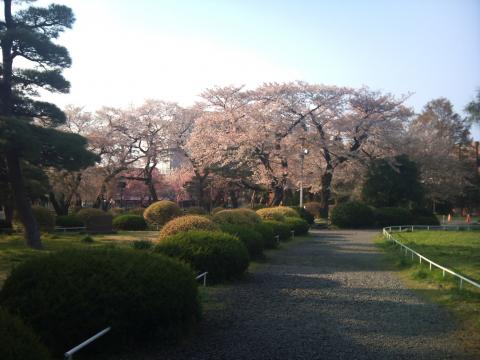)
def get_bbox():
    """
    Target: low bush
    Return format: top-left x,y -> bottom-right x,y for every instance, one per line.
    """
283,216 -> 310,235
55,215 -> 84,228
109,208 -> 124,216
76,208 -> 113,233
219,224 -> 264,258
374,207 -> 413,227
156,231 -> 249,283
256,207 -> 299,222
213,208 -> 261,226
112,214 -> 147,231
0,307 -> 52,360
412,215 -> 440,225
263,220 -> 291,241
304,202 -> 322,218
143,201 -> 182,227
0,248 -> 200,356
13,206 -> 55,232
330,201 -> 374,228
289,206 -> 314,224
253,222 -> 277,249
211,207 -> 224,214
80,235 -> 94,243
159,215 -> 220,239
184,206 -> 207,215
132,240 -> 153,250
124,207 -> 146,216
